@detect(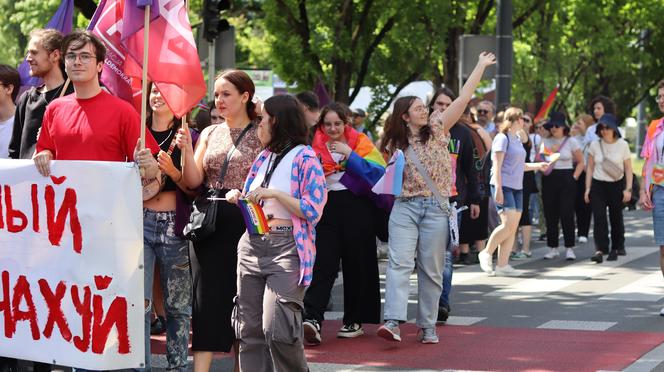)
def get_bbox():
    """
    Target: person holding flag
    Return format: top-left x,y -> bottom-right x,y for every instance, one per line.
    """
33,30 -> 160,176
175,70 -> 262,372
142,82 -> 196,371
